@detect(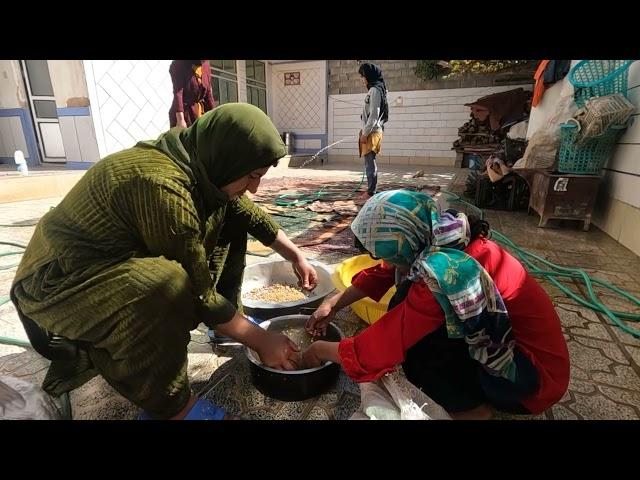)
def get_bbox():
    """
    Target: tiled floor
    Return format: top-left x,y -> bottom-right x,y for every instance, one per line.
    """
479,205 -> 640,420
2,164 -> 640,419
